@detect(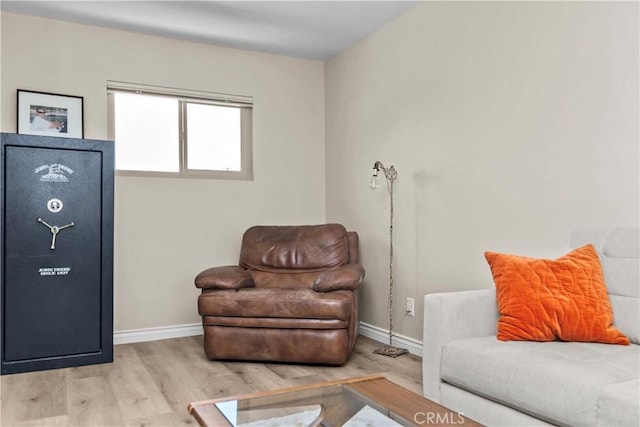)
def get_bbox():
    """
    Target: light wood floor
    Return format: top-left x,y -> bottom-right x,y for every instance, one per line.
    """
0,336 -> 422,427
